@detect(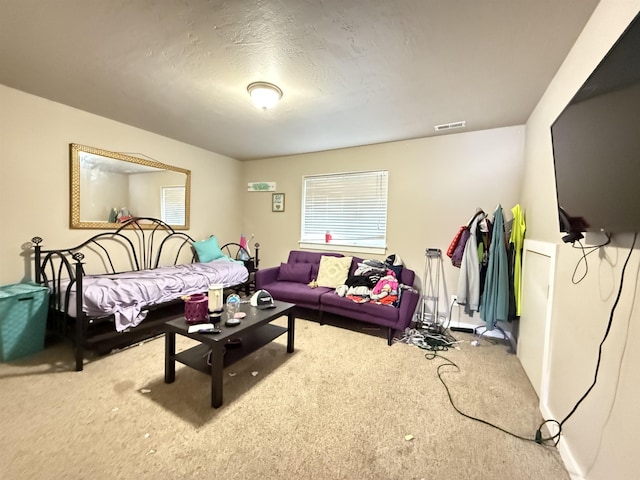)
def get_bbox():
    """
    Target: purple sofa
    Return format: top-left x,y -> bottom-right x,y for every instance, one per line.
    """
255,250 -> 420,345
